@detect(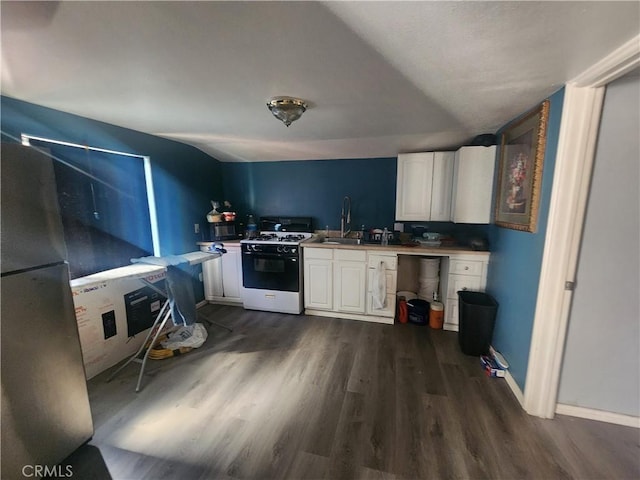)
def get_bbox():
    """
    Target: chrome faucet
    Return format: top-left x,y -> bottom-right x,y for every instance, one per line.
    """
340,195 -> 351,238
